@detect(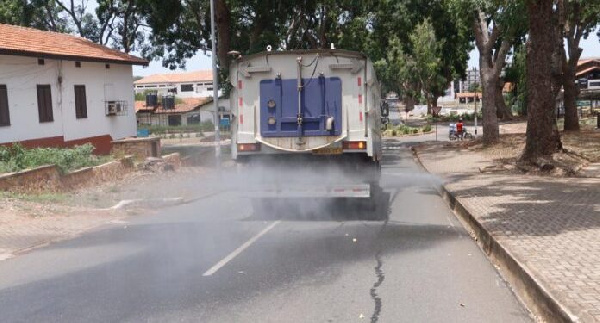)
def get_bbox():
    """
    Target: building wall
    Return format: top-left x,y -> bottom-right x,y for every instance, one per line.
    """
134,81 -> 214,98
0,55 -> 136,148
